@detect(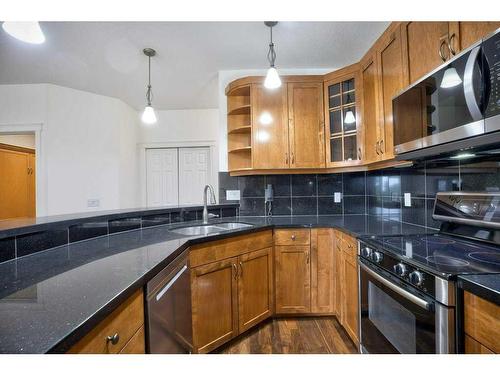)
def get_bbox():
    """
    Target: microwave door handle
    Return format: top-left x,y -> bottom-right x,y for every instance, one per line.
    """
463,46 -> 483,122
155,265 -> 188,301
359,262 -> 431,311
